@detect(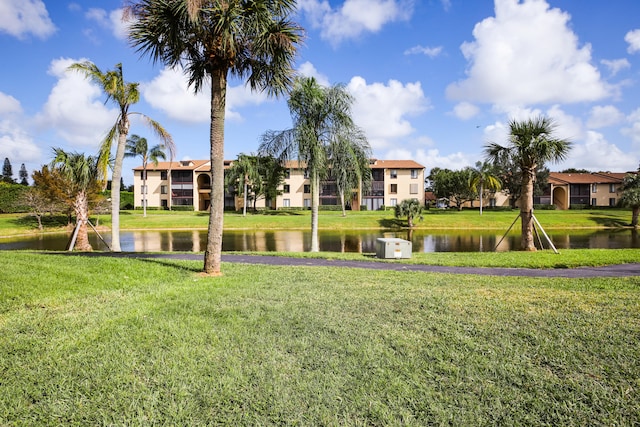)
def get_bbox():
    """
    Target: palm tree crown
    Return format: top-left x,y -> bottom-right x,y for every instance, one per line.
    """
127,0 -> 302,275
